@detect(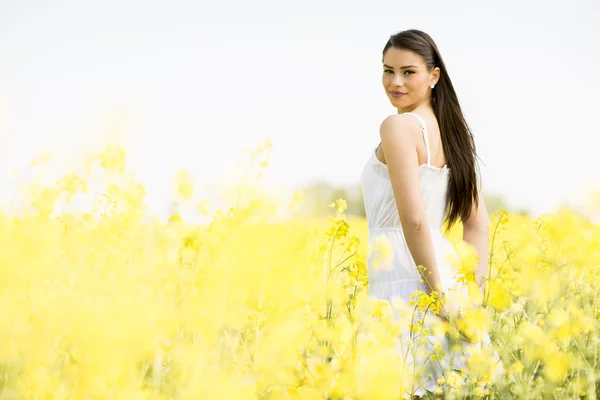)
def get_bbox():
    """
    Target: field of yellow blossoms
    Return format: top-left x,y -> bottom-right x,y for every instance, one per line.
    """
0,142 -> 599,399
